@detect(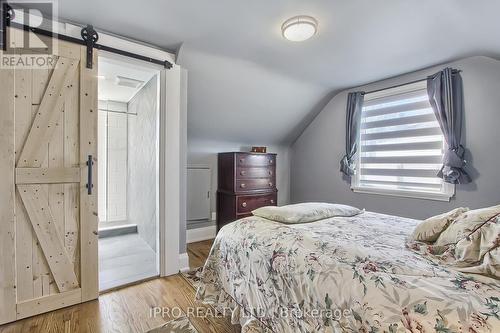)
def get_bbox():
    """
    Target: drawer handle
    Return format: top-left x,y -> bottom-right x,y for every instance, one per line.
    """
240,158 -> 245,164
241,202 -> 247,208
269,159 -> 273,164
269,182 -> 273,187
240,183 -> 246,188
270,199 -> 275,204
240,170 -> 246,176
268,170 -> 272,176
